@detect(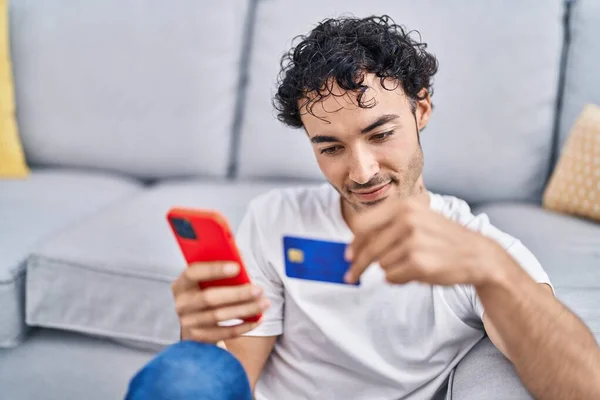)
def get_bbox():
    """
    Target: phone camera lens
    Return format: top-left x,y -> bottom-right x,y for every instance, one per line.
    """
171,217 -> 197,240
